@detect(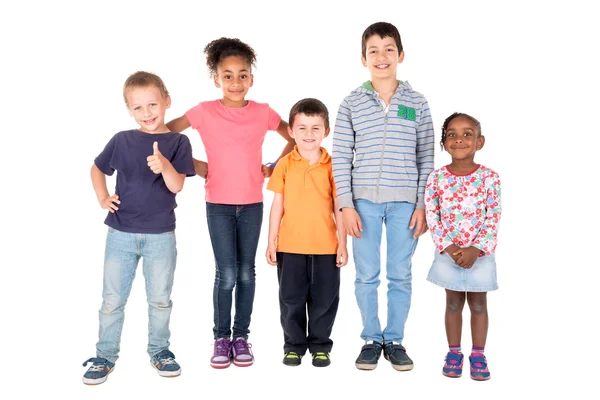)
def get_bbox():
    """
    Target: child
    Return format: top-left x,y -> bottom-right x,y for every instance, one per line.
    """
332,22 -> 434,371
82,71 -> 195,385
266,98 -> 348,367
425,112 -> 501,381
166,37 -> 295,368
